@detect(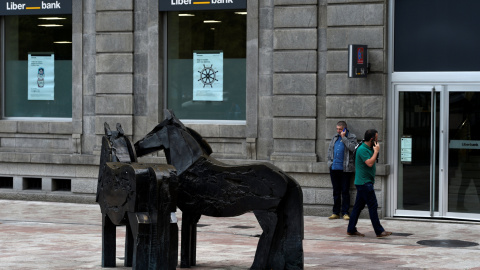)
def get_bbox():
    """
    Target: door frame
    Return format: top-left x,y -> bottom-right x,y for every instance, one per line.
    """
392,84 -> 446,219
391,83 -> 480,221
443,85 -> 480,221
387,0 -> 480,221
